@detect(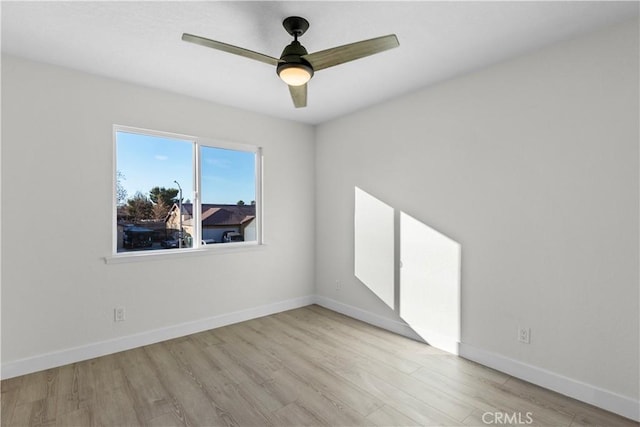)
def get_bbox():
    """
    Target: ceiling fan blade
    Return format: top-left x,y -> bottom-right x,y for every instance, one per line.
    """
289,84 -> 307,108
303,34 -> 399,71
182,33 -> 280,66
